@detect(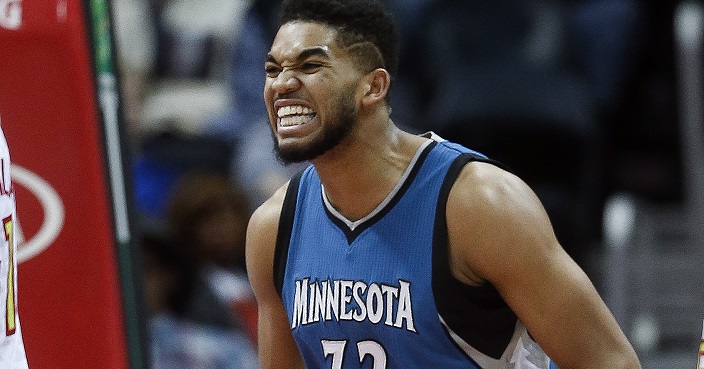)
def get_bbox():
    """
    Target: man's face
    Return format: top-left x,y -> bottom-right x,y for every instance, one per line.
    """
264,22 -> 365,163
